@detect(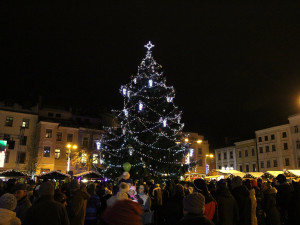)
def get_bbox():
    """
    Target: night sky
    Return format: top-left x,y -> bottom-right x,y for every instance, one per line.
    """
2,1 -> 300,148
